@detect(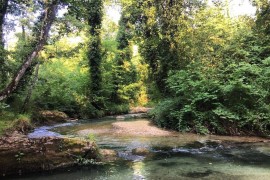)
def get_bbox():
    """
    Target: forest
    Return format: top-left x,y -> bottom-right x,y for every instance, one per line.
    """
0,0 -> 269,136
0,0 -> 270,178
